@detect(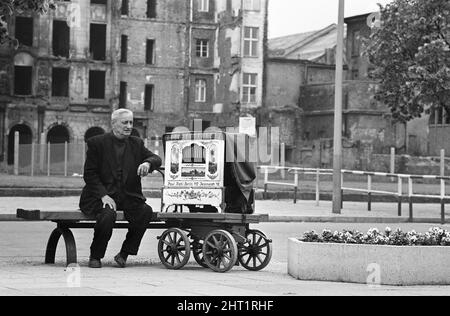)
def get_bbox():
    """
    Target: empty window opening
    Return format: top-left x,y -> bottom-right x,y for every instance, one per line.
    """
7,124 -> 32,165
196,39 -> 209,58
52,68 -> 69,97
53,20 -> 70,57
144,84 -> 154,111
121,0 -> 129,15
89,70 -> 105,99
90,23 -> 106,60
84,127 -> 105,142
119,81 -> 127,108
120,35 -> 128,63
146,39 -> 155,65
147,0 -> 157,18
15,17 -> 33,46
14,66 -> 32,95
